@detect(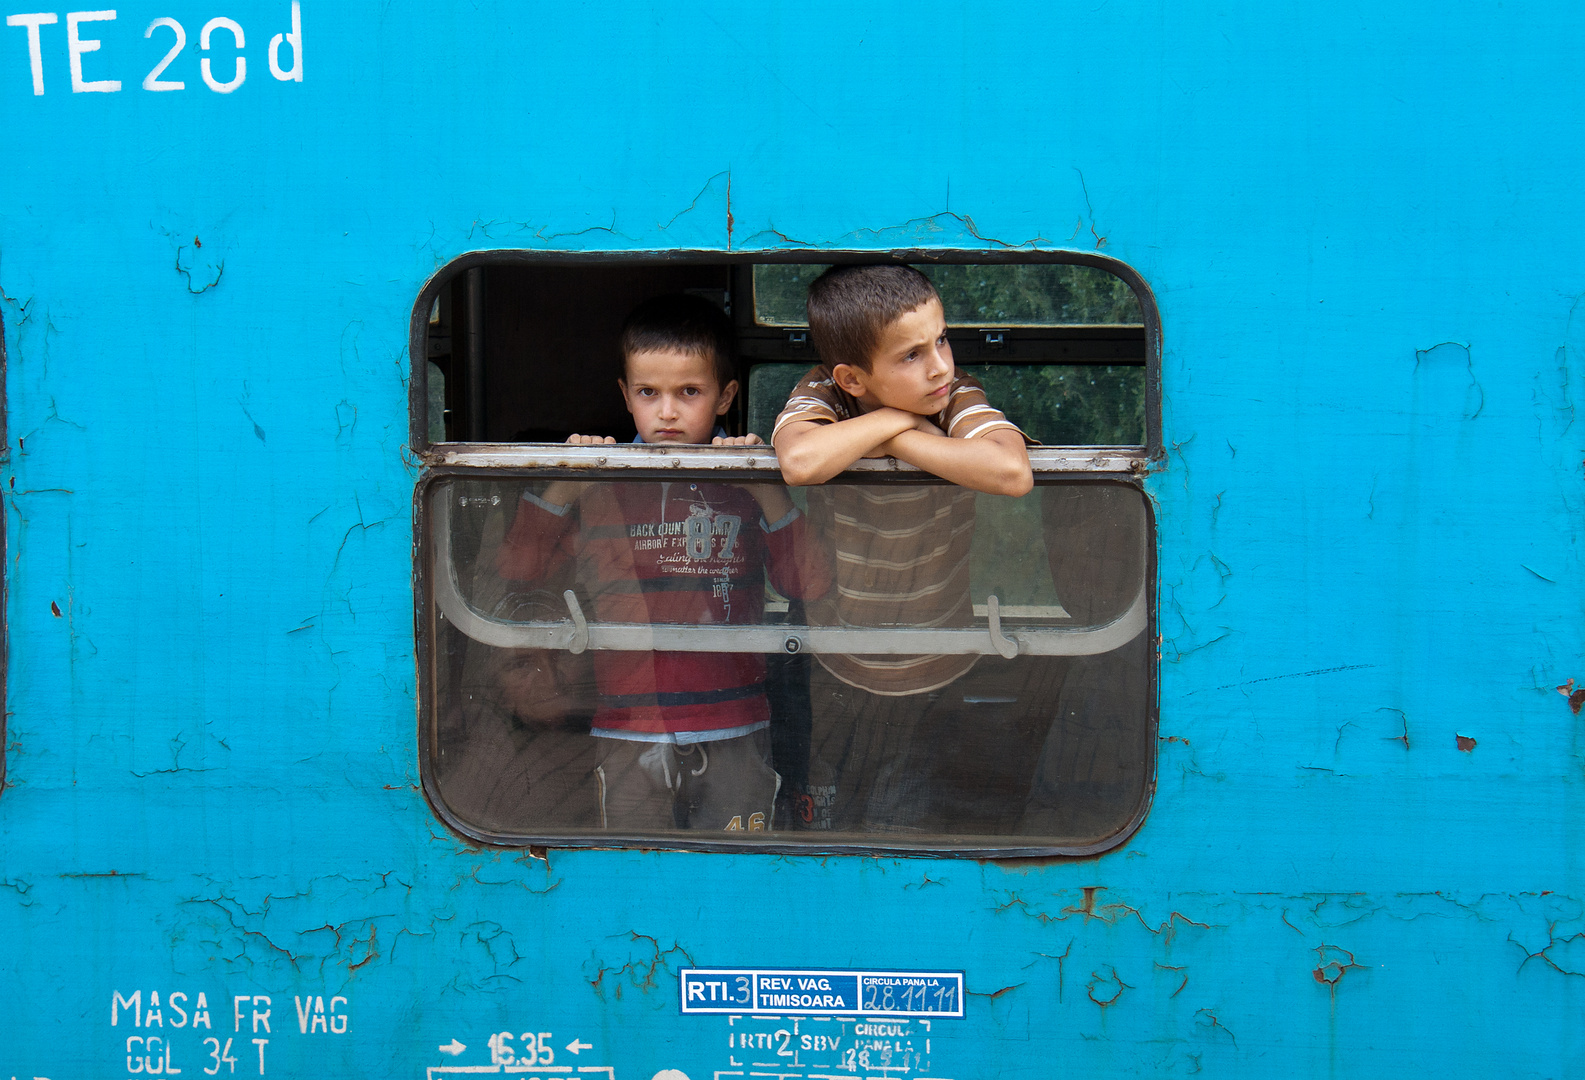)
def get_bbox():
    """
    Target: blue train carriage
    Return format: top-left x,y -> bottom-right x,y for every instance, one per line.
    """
3,3 -> 1584,1079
